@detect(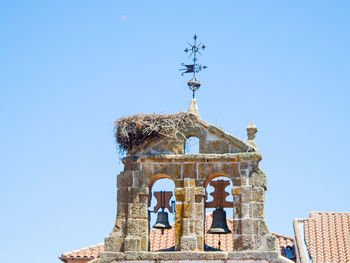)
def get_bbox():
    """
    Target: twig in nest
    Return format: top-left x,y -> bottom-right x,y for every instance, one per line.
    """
114,112 -> 196,153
